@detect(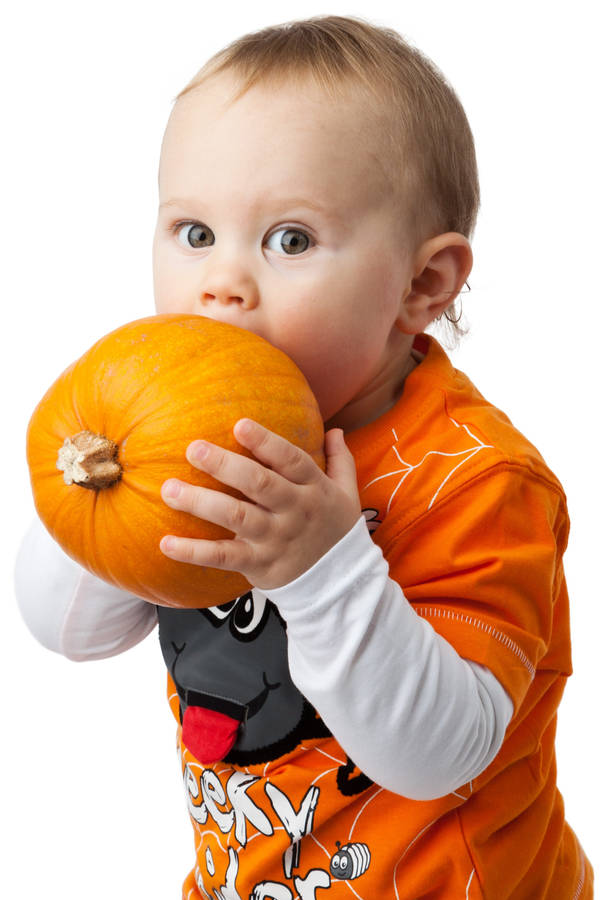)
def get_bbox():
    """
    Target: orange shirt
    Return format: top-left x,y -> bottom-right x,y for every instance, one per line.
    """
165,334 -> 593,898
